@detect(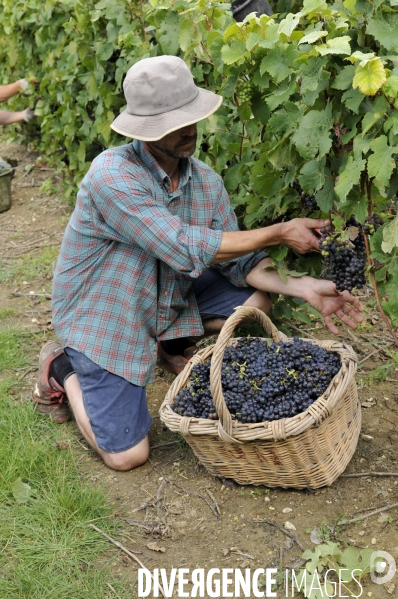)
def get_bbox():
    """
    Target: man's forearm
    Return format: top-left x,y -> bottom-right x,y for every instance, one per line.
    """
211,224 -> 284,263
0,82 -> 21,103
245,258 -> 311,301
211,217 -> 329,263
